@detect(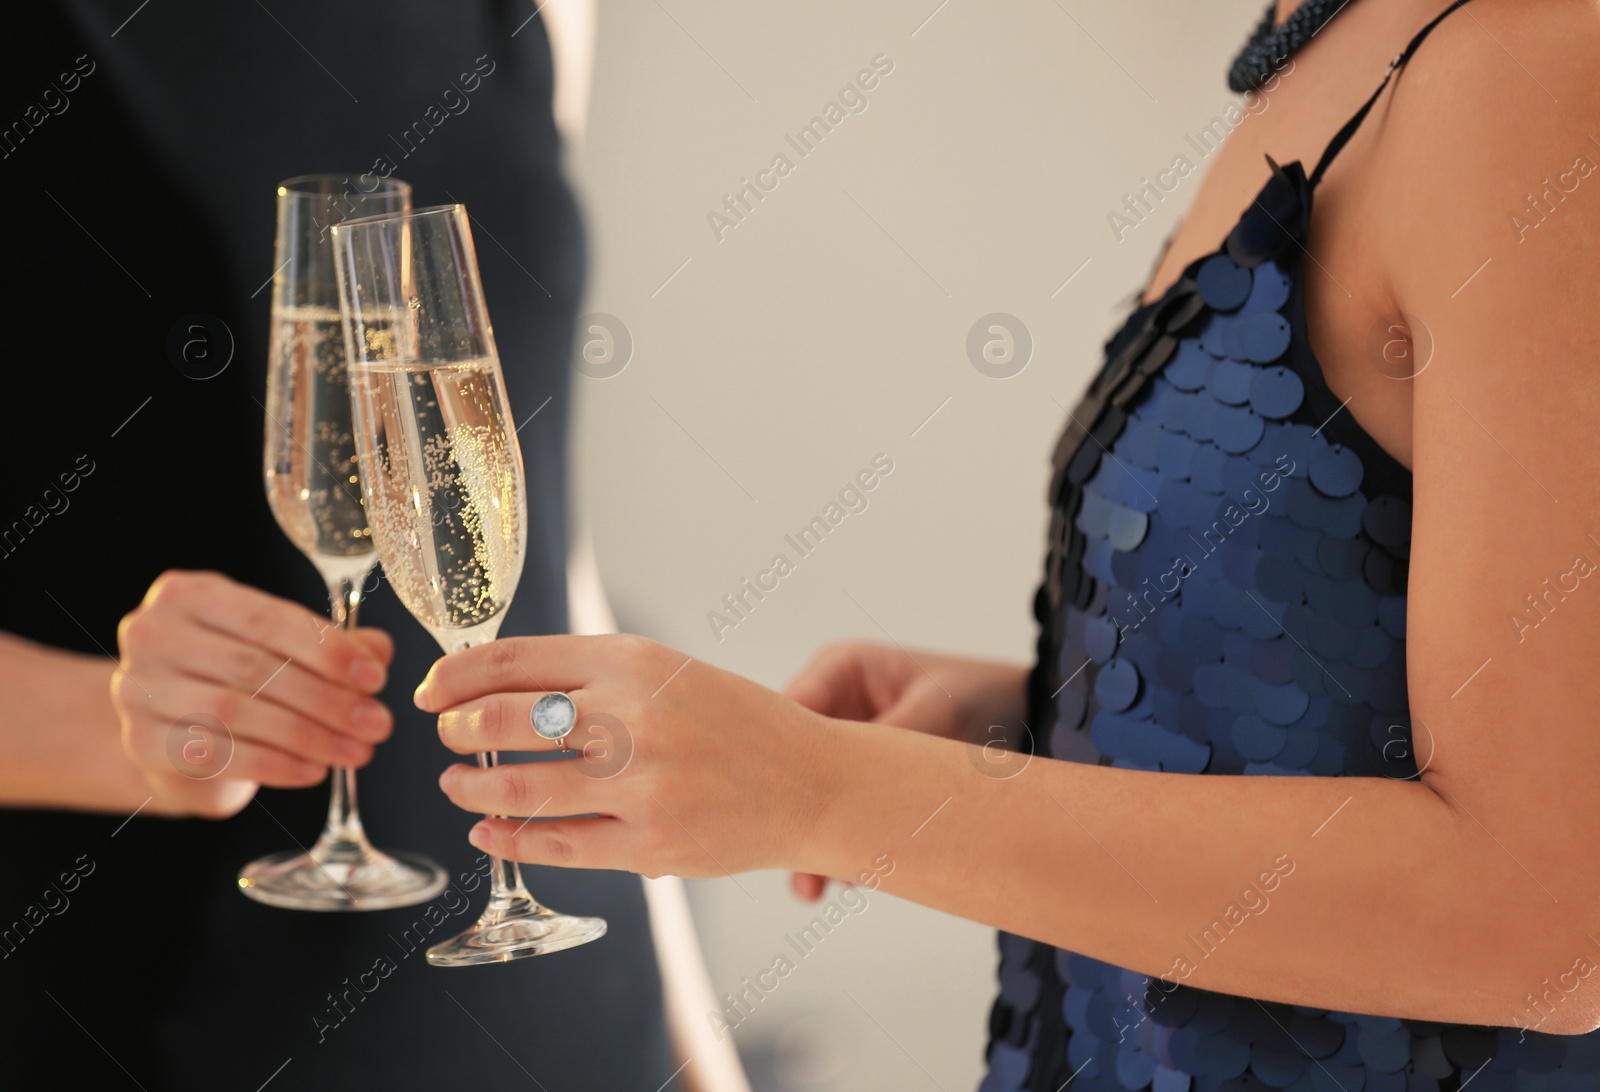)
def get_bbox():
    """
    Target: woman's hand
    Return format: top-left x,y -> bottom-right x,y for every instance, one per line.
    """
113,570 -> 395,818
421,634 -> 832,878
783,641 -> 1028,742
781,641 -> 1028,898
